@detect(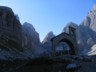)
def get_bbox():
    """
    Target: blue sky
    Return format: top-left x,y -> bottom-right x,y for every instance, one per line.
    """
0,0 -> 95,41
